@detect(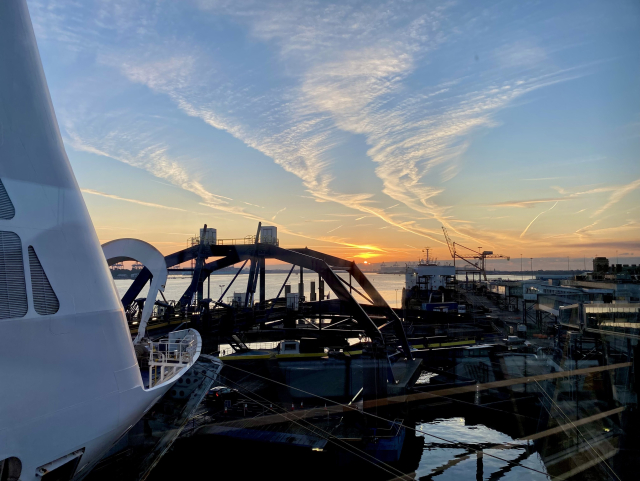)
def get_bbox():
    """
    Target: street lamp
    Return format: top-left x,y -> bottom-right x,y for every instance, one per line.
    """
395,289 -> 399,308
520,254 -> 523,281
219,284 -> 225,299
530,258 -> 533,279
